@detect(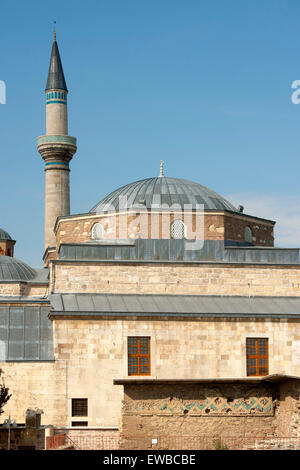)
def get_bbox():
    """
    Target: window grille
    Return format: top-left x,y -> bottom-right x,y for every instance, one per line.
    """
245,226 -> 252,243
170,219 -> 186,239
128,337 -> 151,376
246,338 -> 268,376
72,398 -> 88,417
91,222 -> 103,240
